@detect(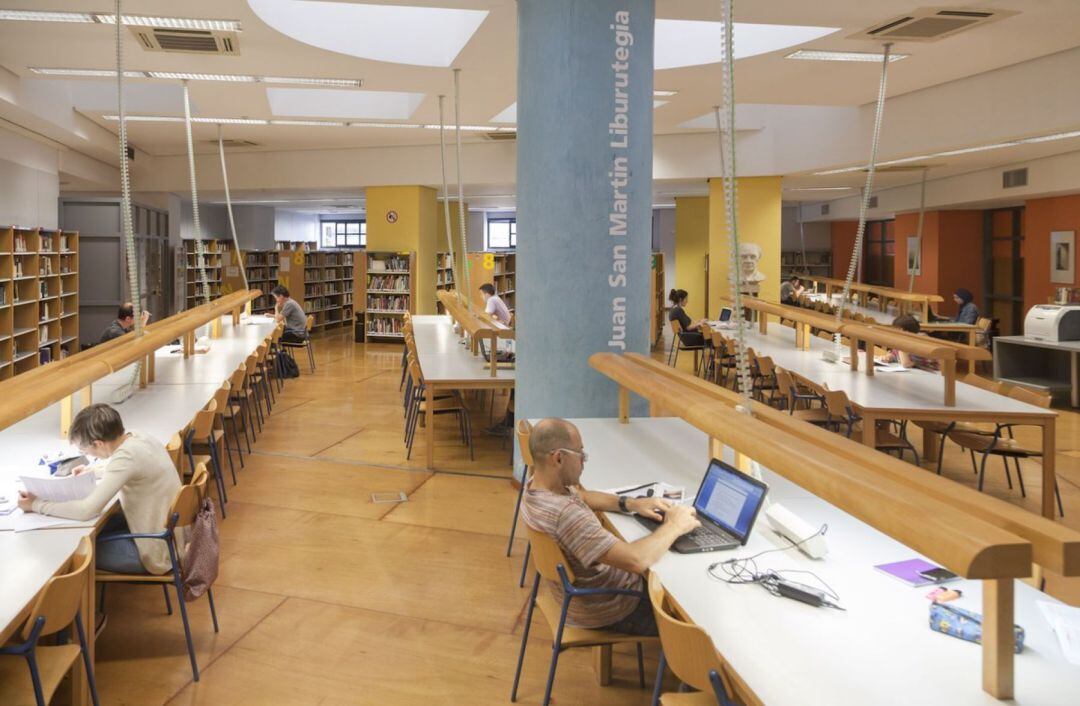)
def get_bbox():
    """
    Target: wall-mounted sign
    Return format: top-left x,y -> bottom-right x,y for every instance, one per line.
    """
386,210 -> 398,224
